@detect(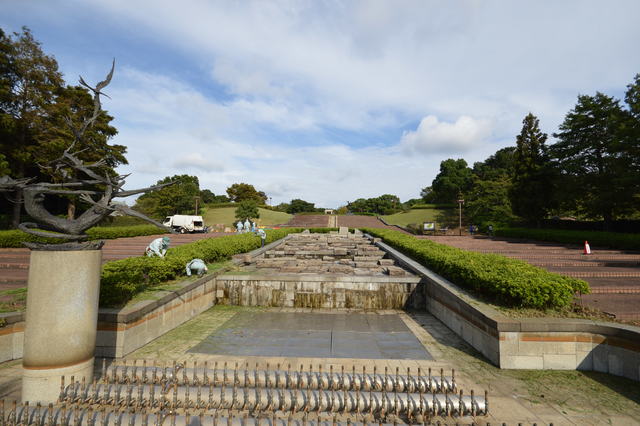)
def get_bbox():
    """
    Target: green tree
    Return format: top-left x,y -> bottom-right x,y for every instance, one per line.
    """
623,74 -> 640,208
347,194 -> 401,215
419,186 -> 436,203
466,175 -> 516,226
35,85 -> 124,218
235,200 -> 259,221
134,175 -> 200,218
509,113 -> 554,225
550,92 -> 635,226
430,159 -> 473,203
0,27 -> 64,227
472,147 -> 515,181
226,183 -> 267,203
287,198 -> 316,214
